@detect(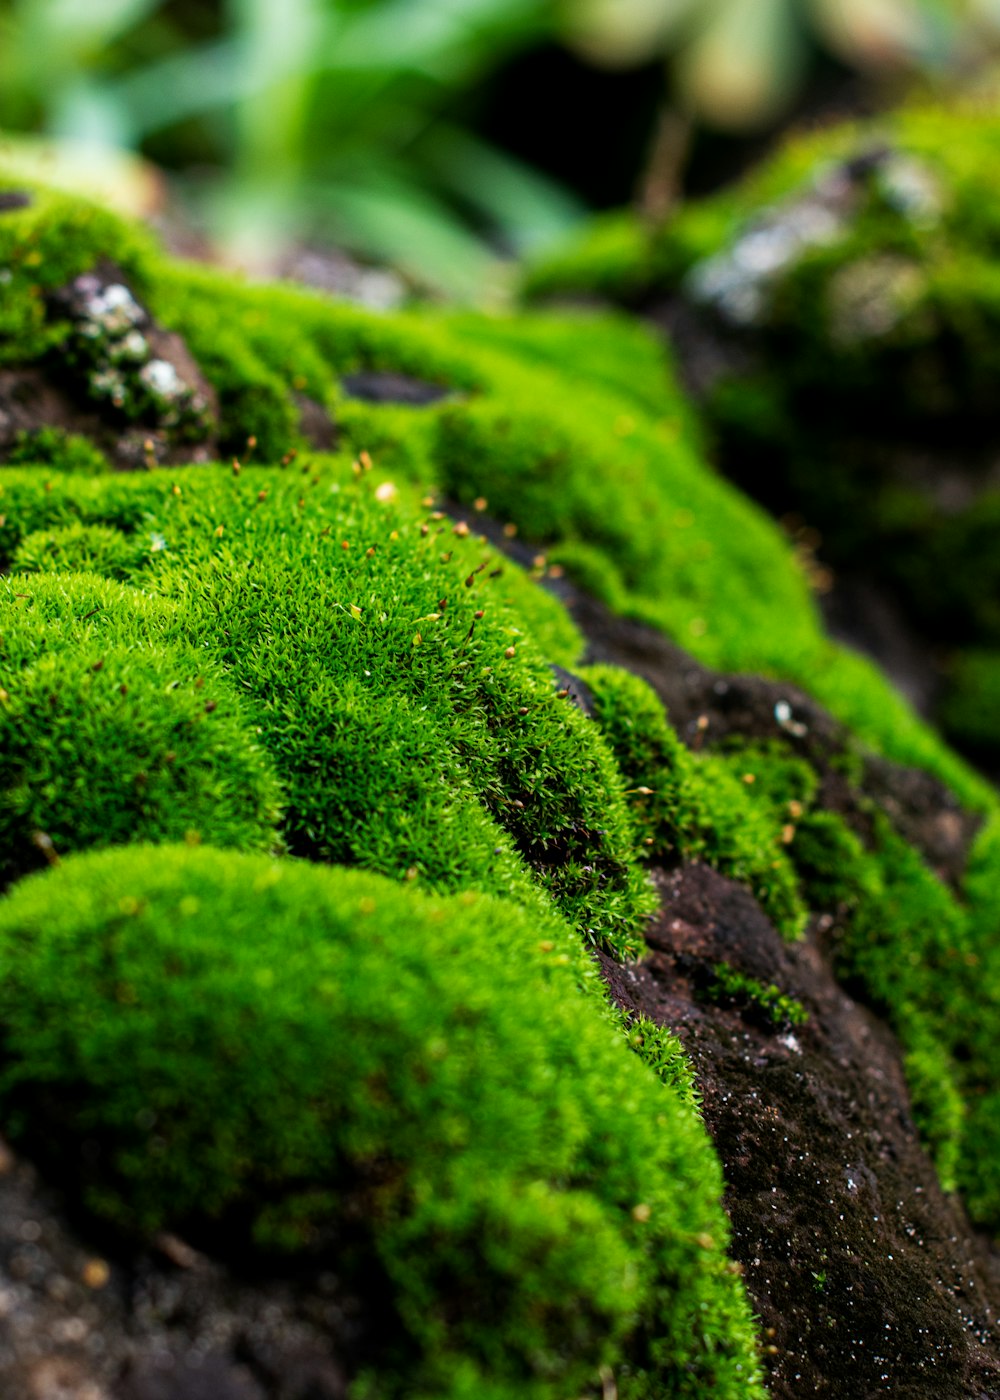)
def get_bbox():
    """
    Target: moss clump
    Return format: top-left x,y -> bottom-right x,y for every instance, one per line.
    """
0,844 -> 765,1400
0,464 -> 653,954
145,470 -> 651,955
0,573 -> 283,881
14,521 -> 151,579
2,167 -> 1000,1369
